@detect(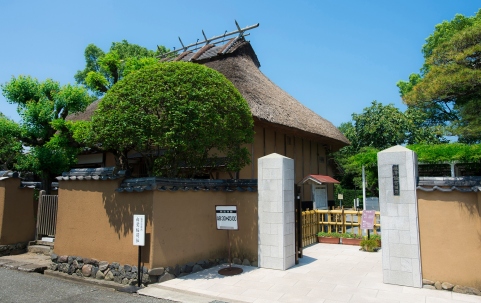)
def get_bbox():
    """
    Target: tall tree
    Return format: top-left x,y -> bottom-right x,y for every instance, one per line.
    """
1,76 -> 92,192
0,113 -> 22,170
74,40 -> 169,96
333,101 -> 443,195
398,9 -> 481,142
77,62 -> 254,177
340,101 -> 443,153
